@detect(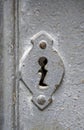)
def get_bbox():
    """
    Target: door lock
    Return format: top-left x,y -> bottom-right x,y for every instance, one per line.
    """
20,31 -> 64,110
